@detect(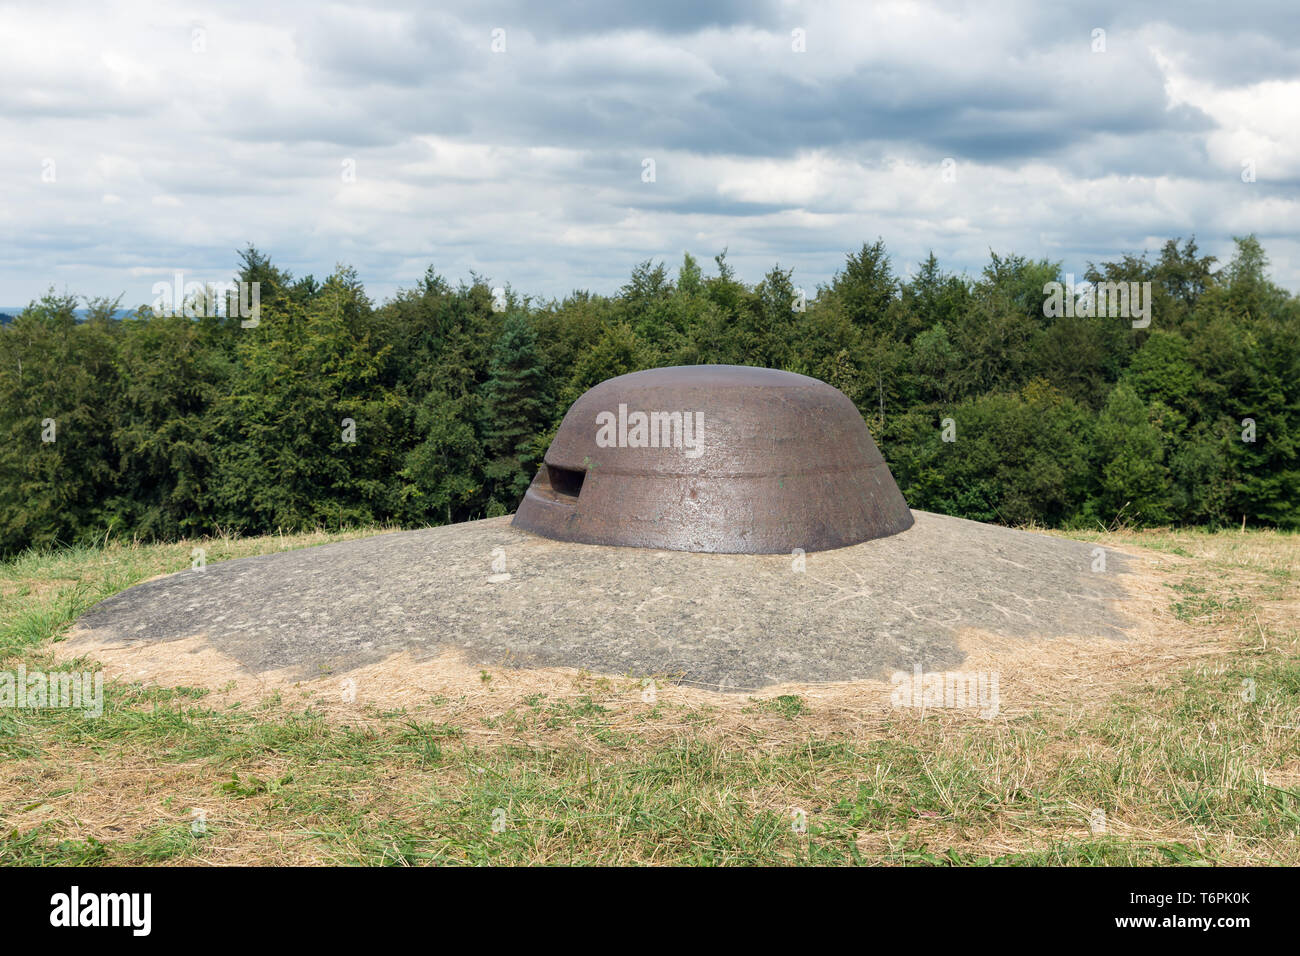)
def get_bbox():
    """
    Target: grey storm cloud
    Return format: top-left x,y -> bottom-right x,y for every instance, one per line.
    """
0,0 -> 1298,309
